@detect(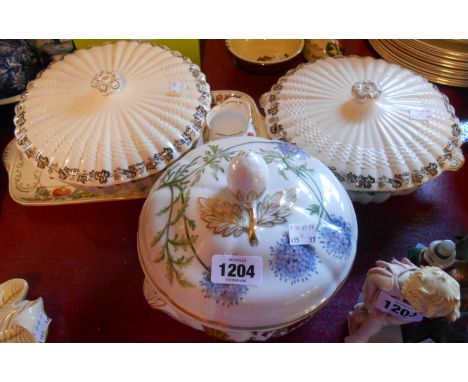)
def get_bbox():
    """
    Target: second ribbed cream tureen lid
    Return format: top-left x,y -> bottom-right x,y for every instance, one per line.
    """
264,56 -> 464,193
14,41 -> 211,187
